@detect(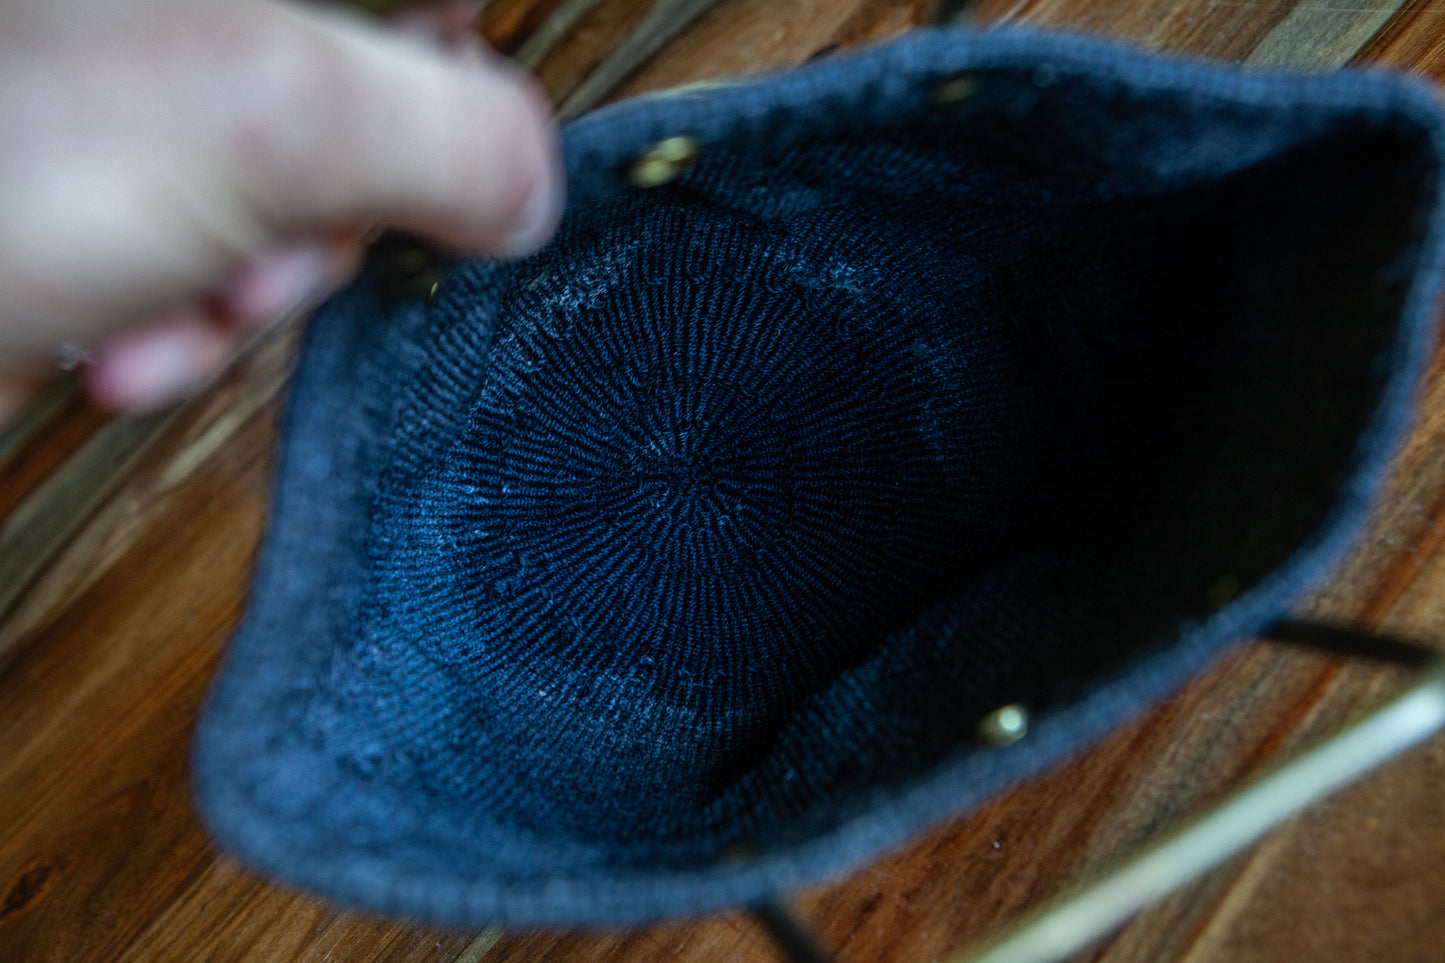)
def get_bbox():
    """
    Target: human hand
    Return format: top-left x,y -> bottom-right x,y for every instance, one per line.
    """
0,0 -> 562,418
